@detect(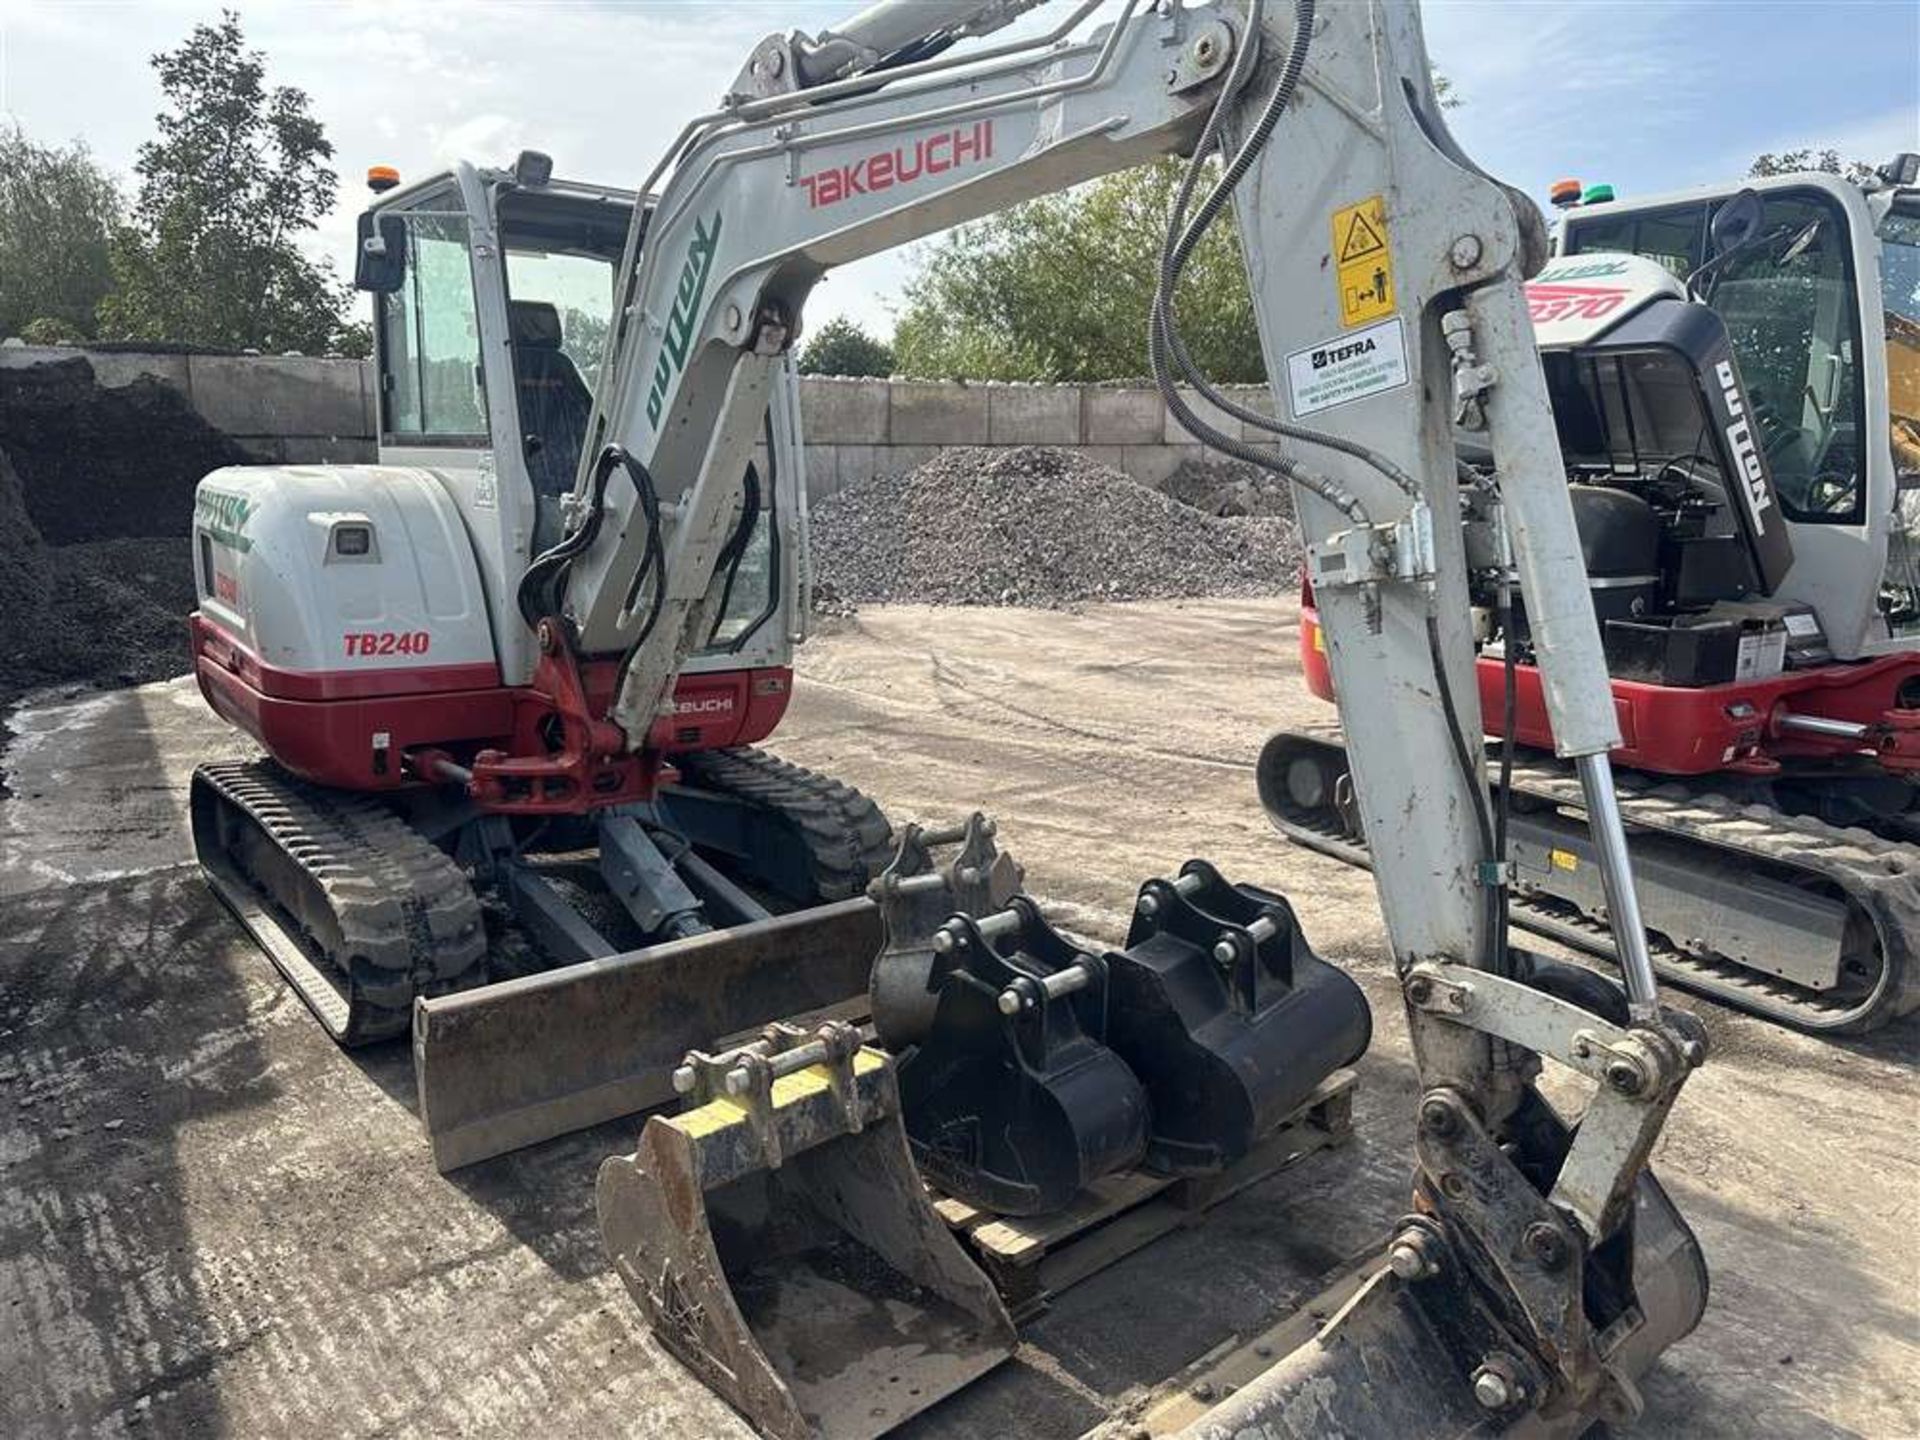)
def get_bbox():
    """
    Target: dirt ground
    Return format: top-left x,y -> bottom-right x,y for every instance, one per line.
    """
2,597 -> 1916,1439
